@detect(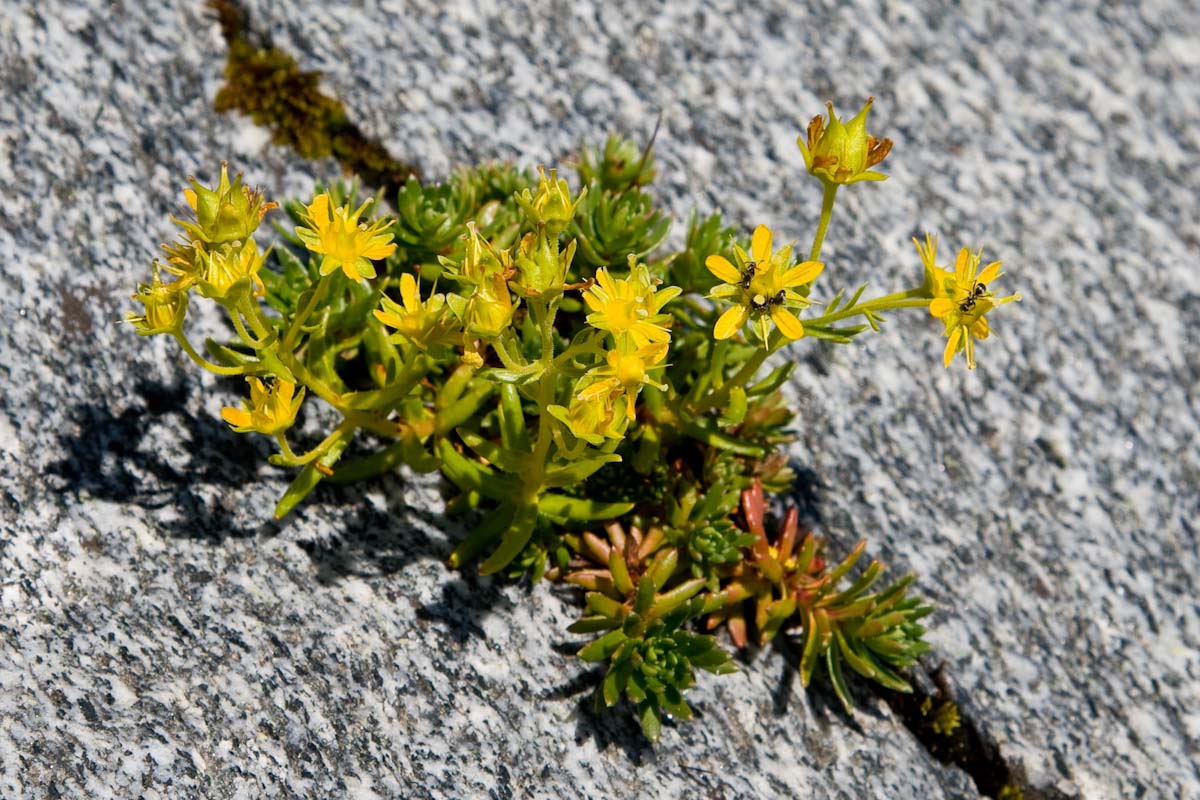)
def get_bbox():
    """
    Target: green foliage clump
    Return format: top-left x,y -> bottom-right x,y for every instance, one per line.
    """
131,99 -> 1021,741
